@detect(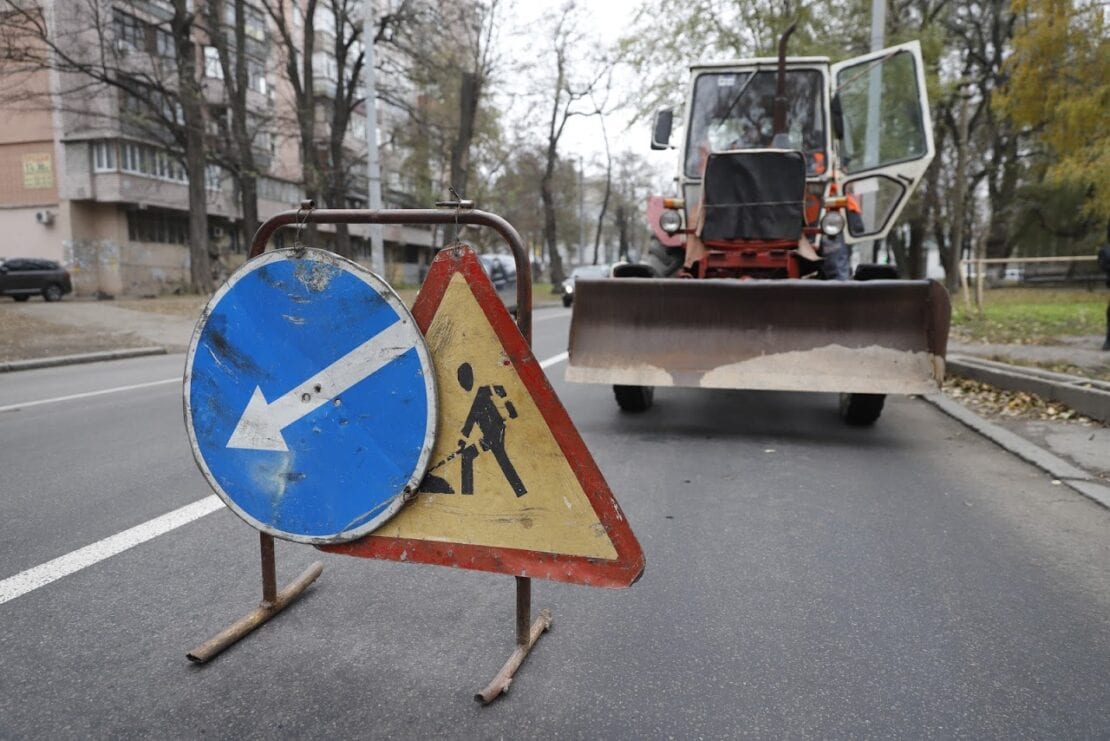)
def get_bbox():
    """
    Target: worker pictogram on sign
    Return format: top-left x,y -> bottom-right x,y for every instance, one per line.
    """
183,247 -> 437,545
321,245 -> 644,589
421,361 -> 525,497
